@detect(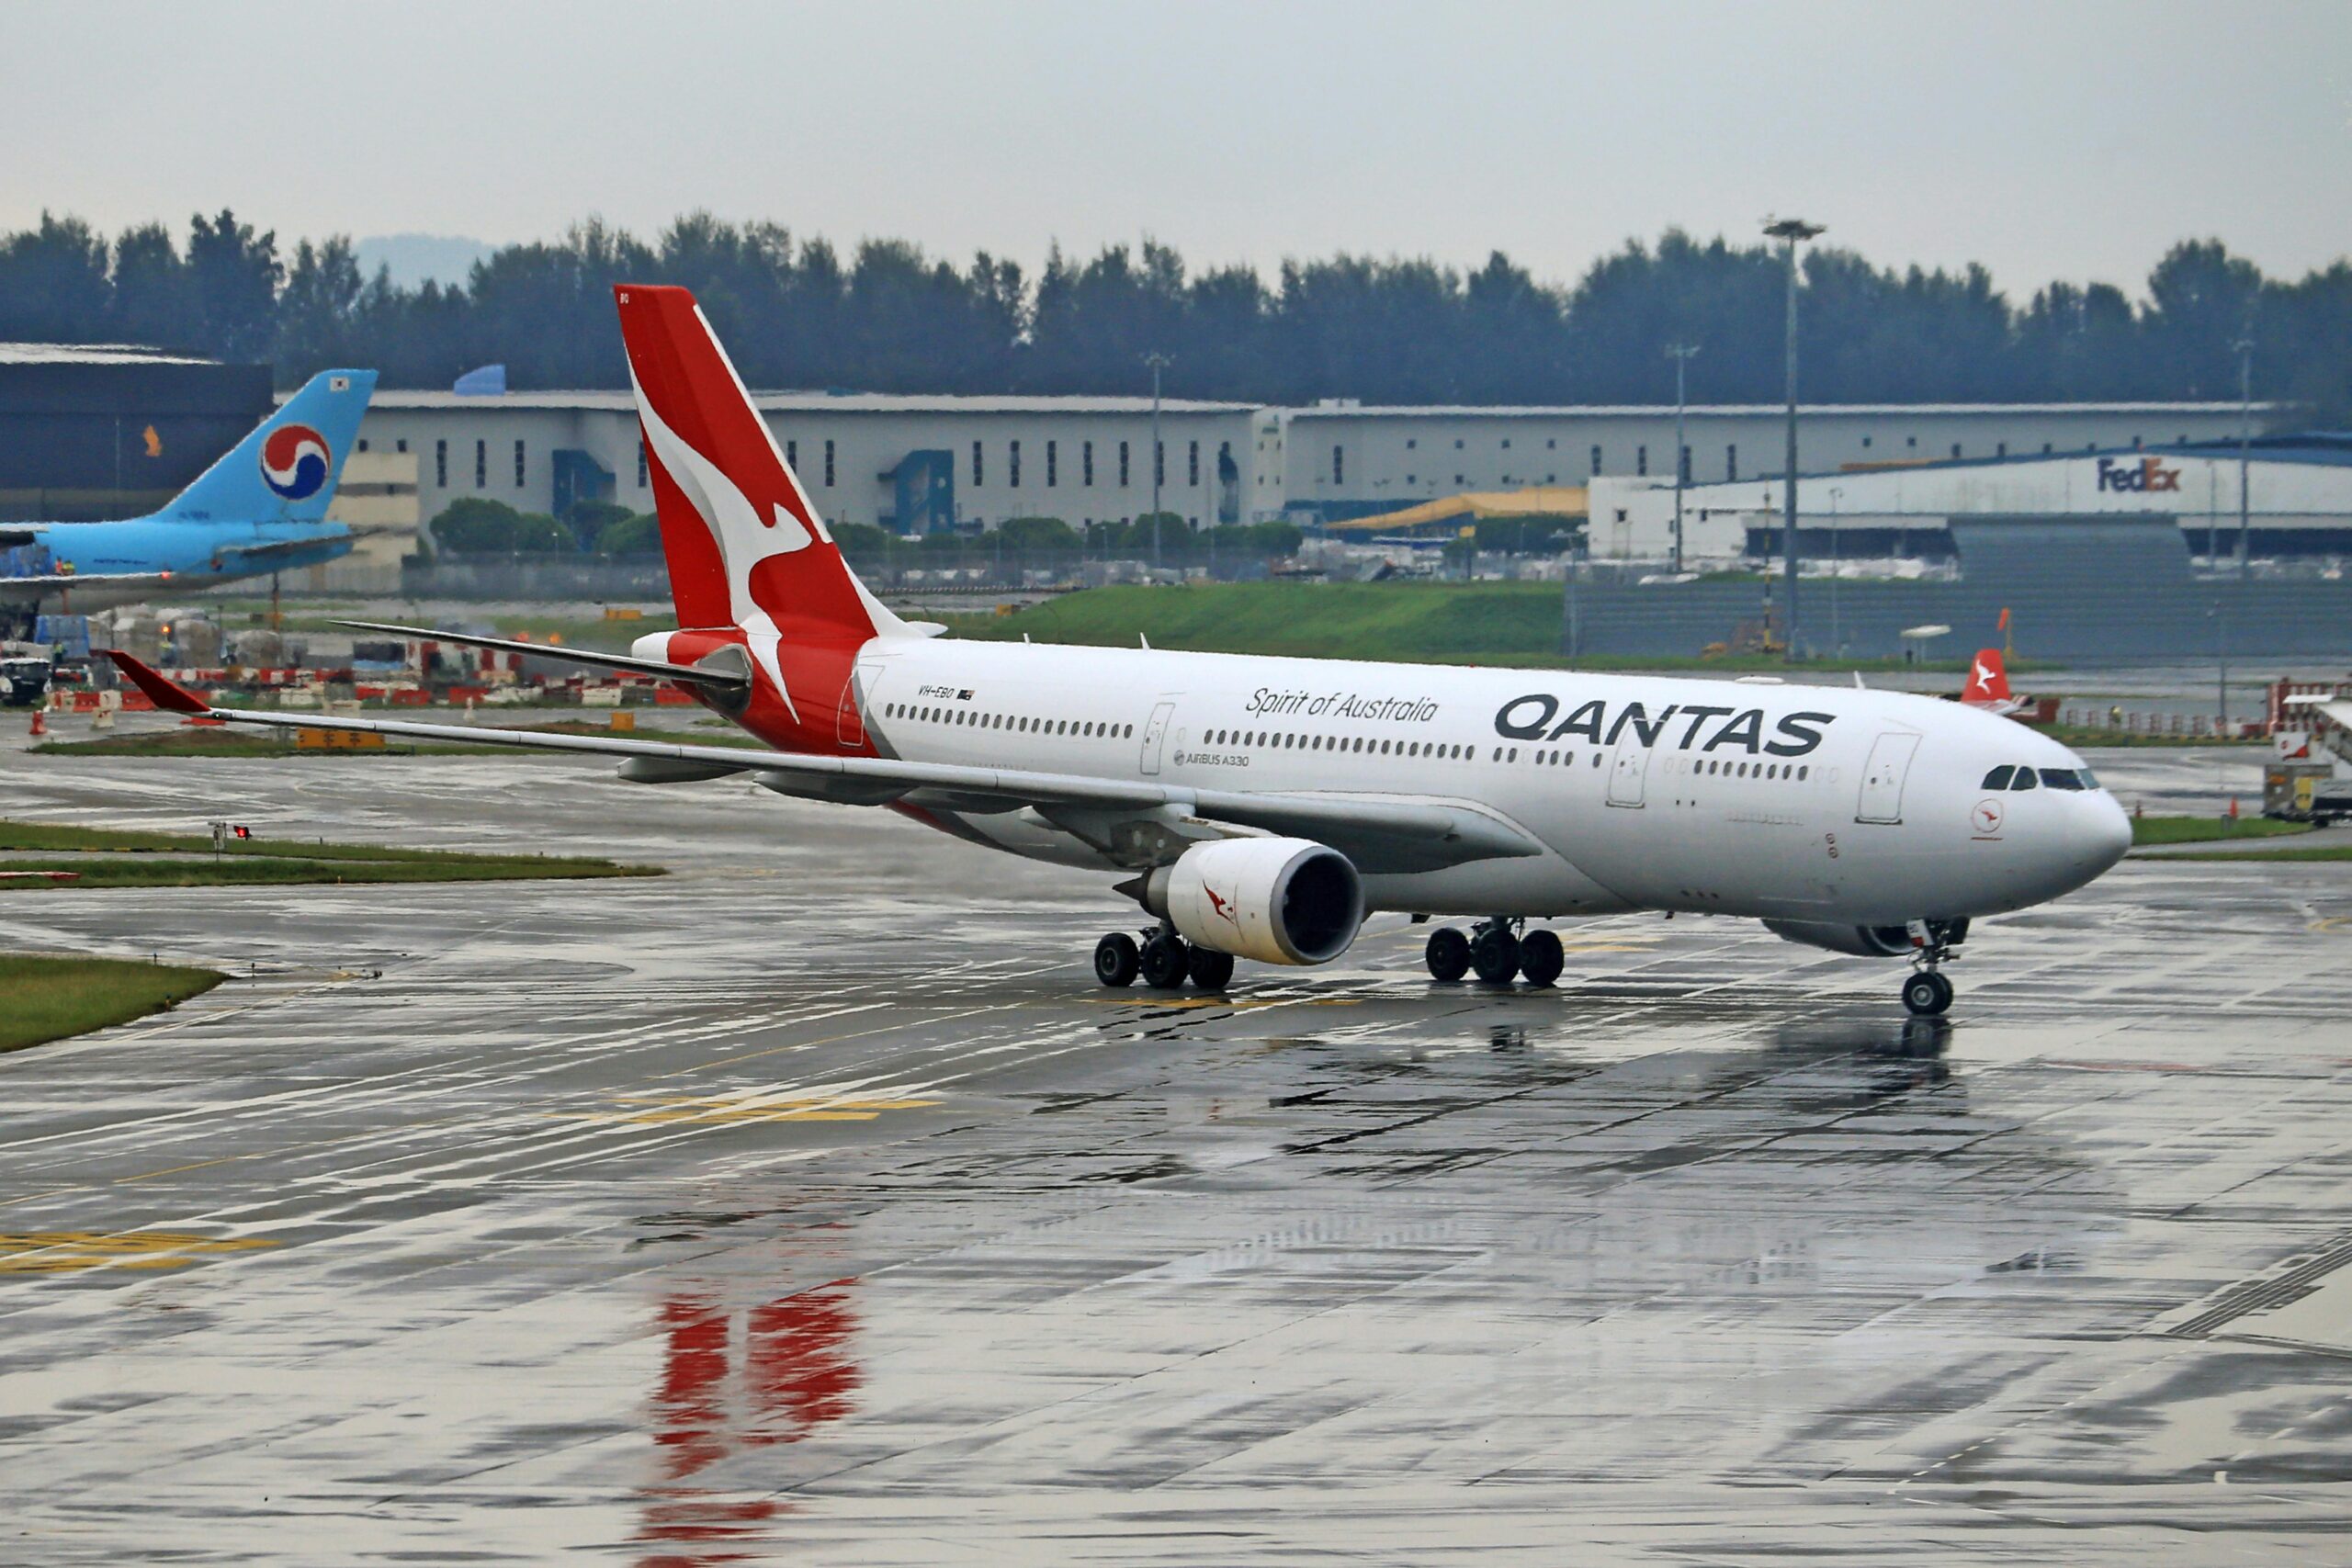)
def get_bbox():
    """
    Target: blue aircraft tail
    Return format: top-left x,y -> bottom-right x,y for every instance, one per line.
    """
157,369 -> 378,524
